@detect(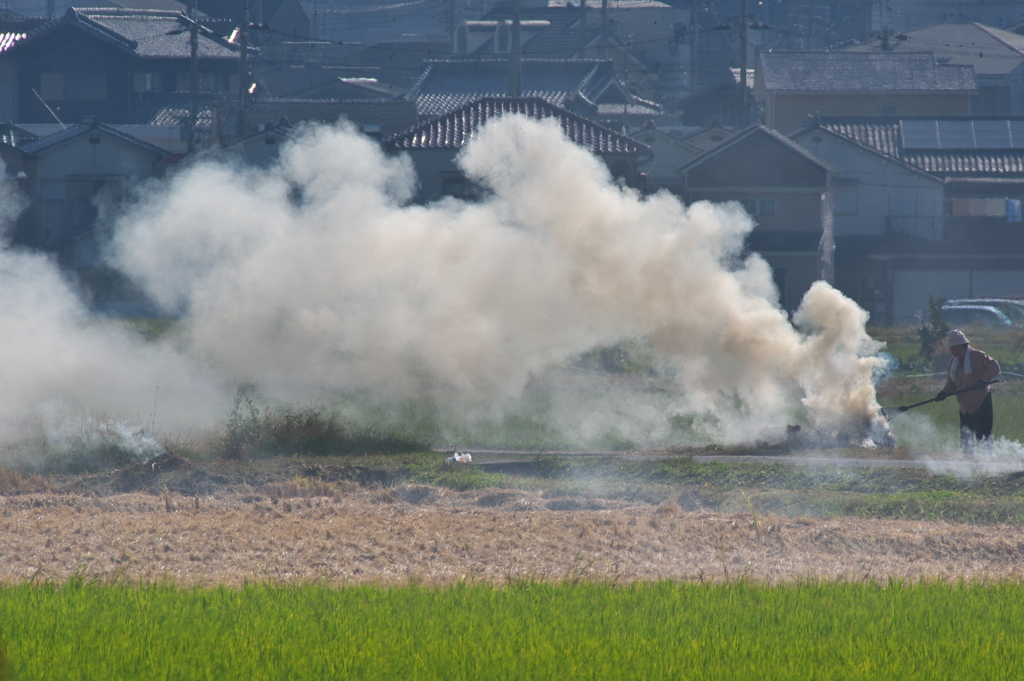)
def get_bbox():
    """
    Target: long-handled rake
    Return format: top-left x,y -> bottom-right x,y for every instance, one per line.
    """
883,379 -> 999,419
